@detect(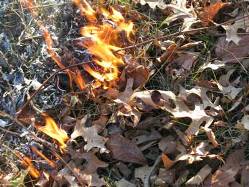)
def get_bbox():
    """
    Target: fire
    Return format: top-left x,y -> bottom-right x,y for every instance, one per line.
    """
74,0 -> 134,88
15,151 -> 40,179
21,0 -> 134,89
36,114 -> 69,150
20,0 -> 86,90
